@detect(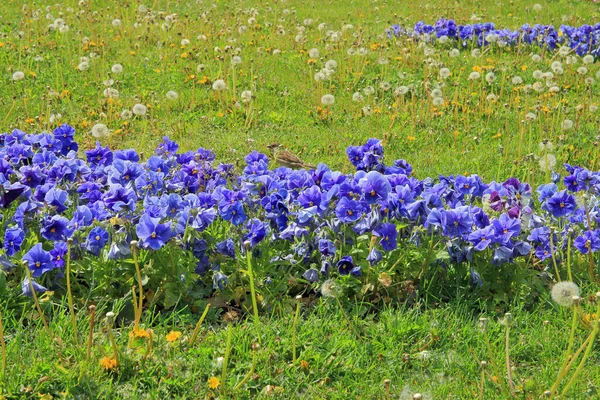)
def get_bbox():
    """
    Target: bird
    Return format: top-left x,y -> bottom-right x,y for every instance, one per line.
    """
267,143 -> 316,170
